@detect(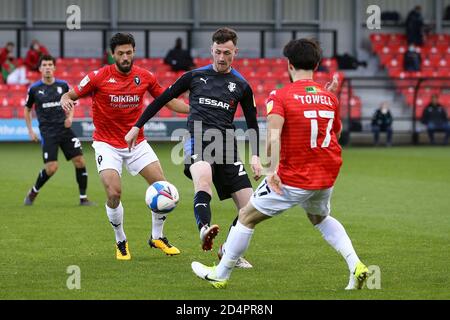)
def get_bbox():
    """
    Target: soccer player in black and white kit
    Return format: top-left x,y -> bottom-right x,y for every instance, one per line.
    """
24,55 -> 94,206
126,28 -> 261,268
